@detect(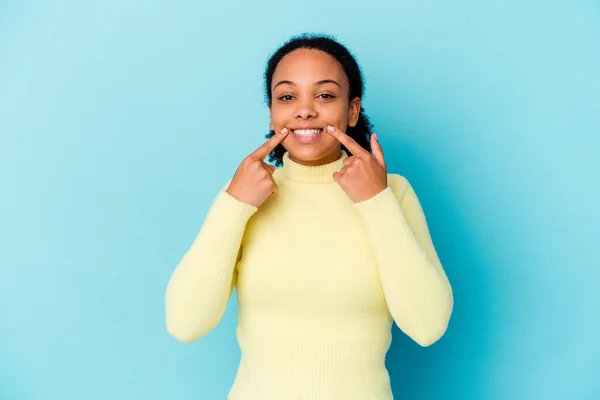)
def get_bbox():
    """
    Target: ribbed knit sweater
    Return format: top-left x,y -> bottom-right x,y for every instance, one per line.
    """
165,150 -> 453,400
